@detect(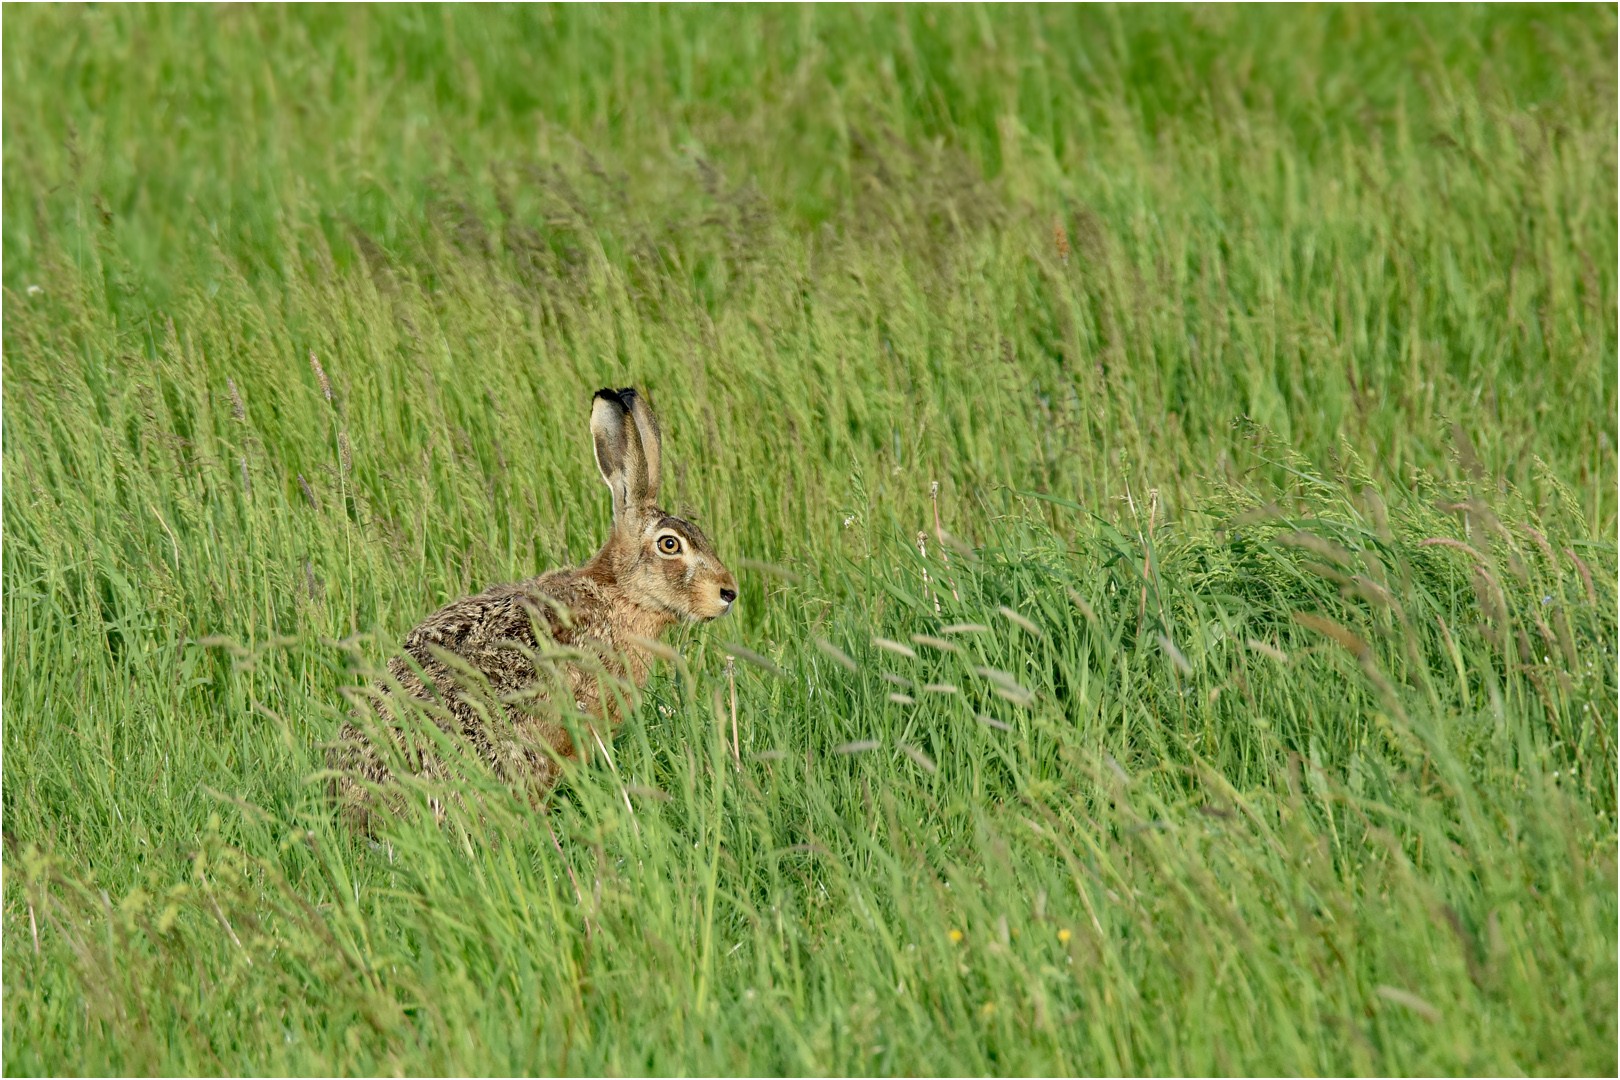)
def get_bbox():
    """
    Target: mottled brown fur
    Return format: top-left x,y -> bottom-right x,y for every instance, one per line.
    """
327,388 -> 736,832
